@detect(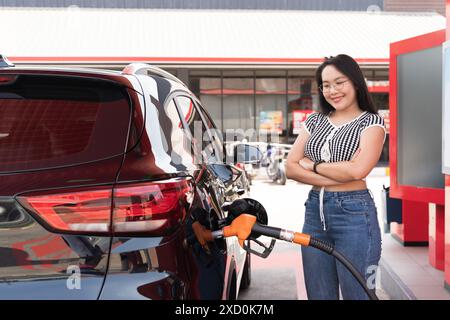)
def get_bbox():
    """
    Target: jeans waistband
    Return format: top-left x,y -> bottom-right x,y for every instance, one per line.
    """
309,188 -> 371,199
